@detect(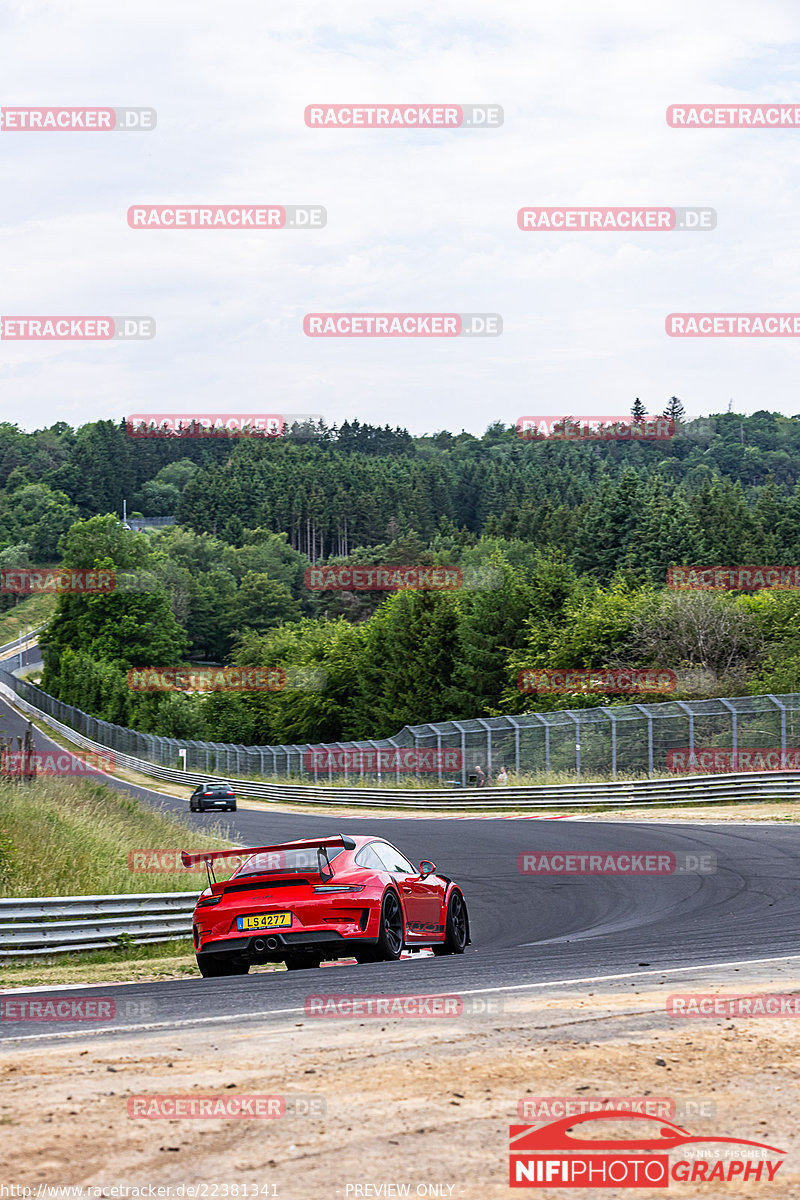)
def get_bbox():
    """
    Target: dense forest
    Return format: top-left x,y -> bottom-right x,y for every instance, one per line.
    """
2,404 -> 800,745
